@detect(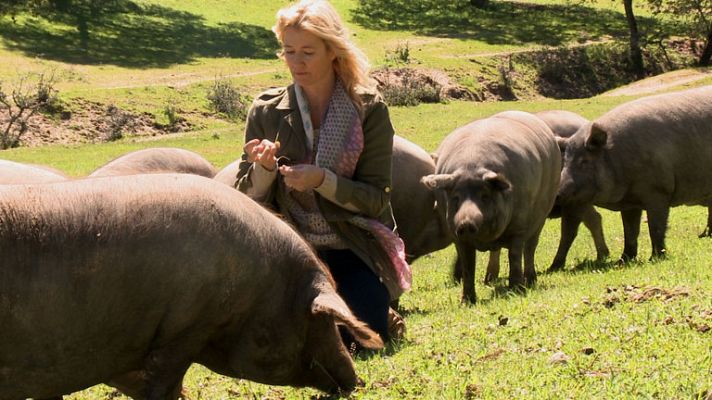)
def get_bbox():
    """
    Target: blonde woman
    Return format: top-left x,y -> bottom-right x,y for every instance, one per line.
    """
236,0 -> 409,346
